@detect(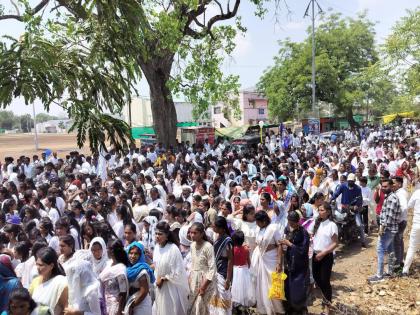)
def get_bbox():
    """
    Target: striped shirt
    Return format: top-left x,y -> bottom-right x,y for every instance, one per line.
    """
380,192 -> 401,233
